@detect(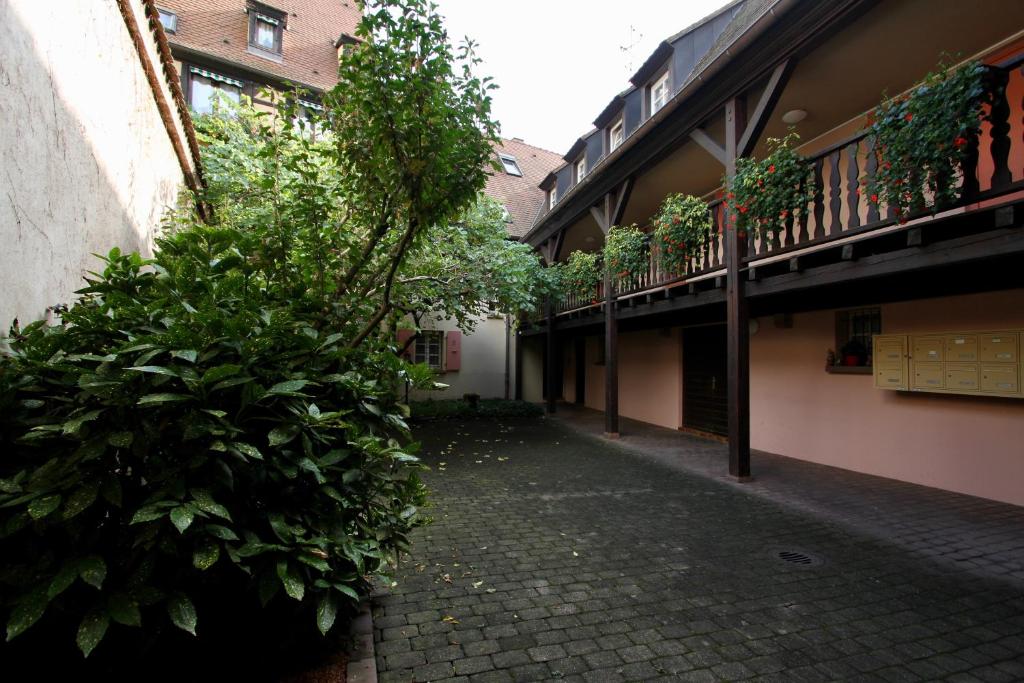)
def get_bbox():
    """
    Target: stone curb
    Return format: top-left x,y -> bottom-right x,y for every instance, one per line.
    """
345,601 -> 377,683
